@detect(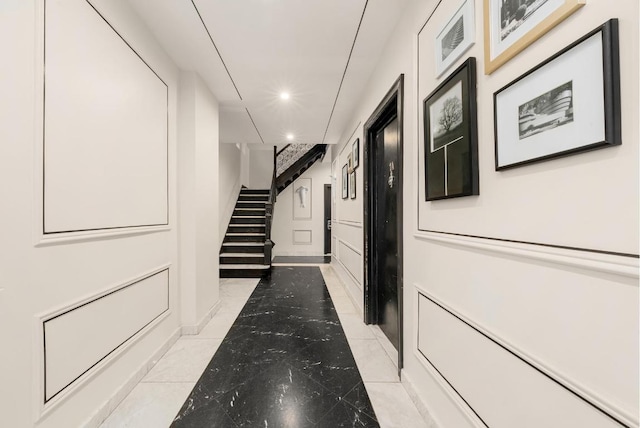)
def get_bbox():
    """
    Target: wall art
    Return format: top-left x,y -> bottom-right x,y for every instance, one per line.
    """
436,0 -> 475,77
352,138 -> 360,169
293,178 -> 312,219
349,171 -> 356,199
494,19 -> 620,170
424,57 -> 479,201
342,163 -> 348,199
483,0 -> 585,74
